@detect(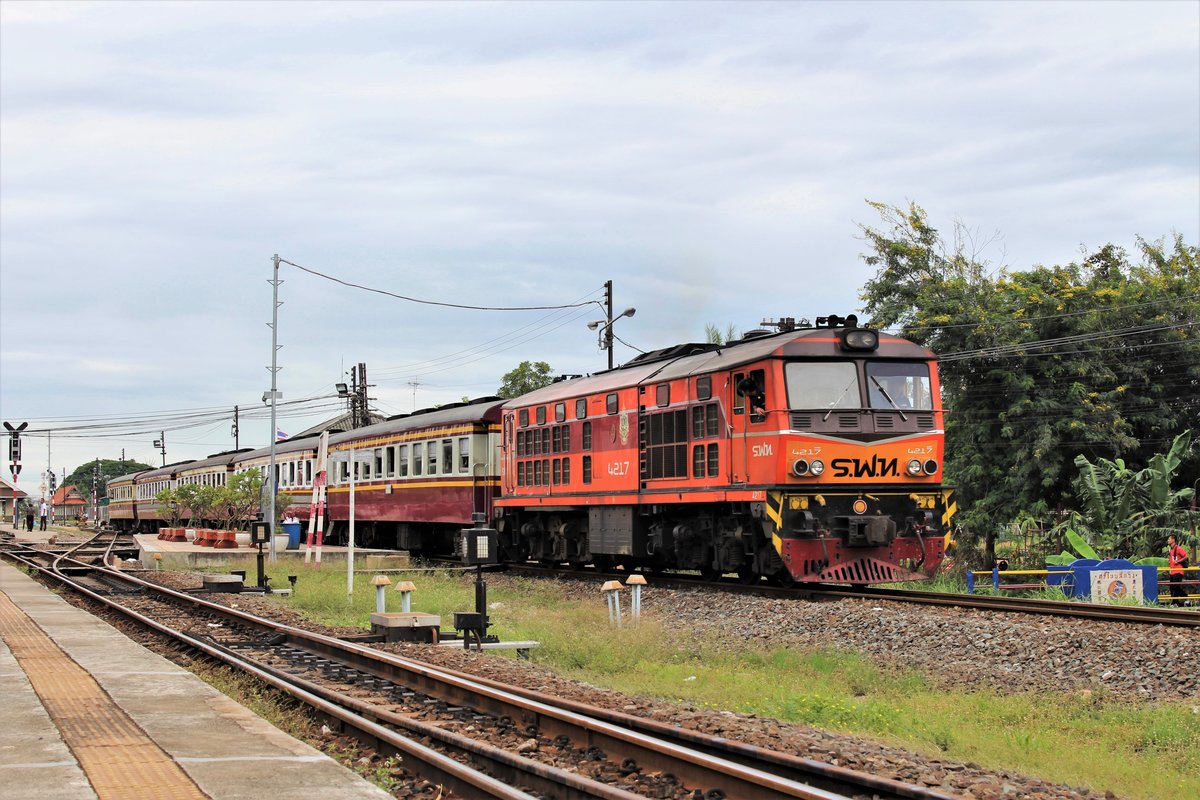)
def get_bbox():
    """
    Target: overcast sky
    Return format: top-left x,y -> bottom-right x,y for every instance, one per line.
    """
1,0 -> 1197,491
